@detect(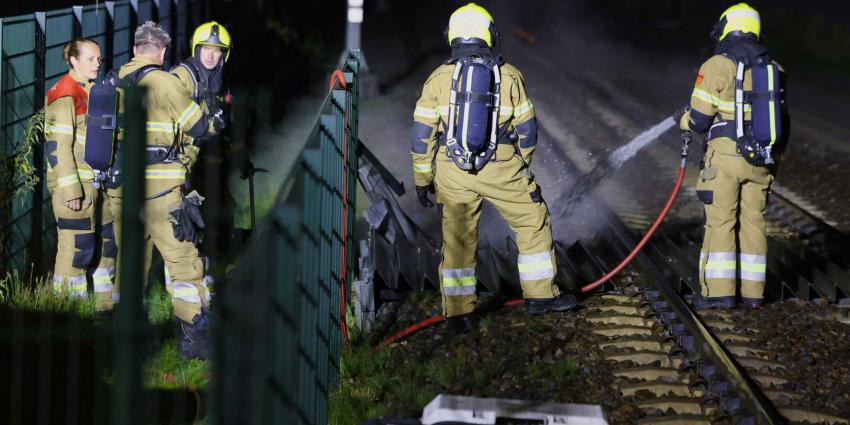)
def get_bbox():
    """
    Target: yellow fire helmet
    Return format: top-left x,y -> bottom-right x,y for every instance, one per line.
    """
712,3 -> 761,41
191,21 -> 232,62
446,3 -> 498,48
